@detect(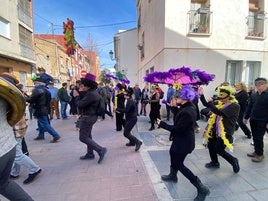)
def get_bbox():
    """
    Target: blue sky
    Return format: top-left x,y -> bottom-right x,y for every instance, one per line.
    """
33,0 -> 137,70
